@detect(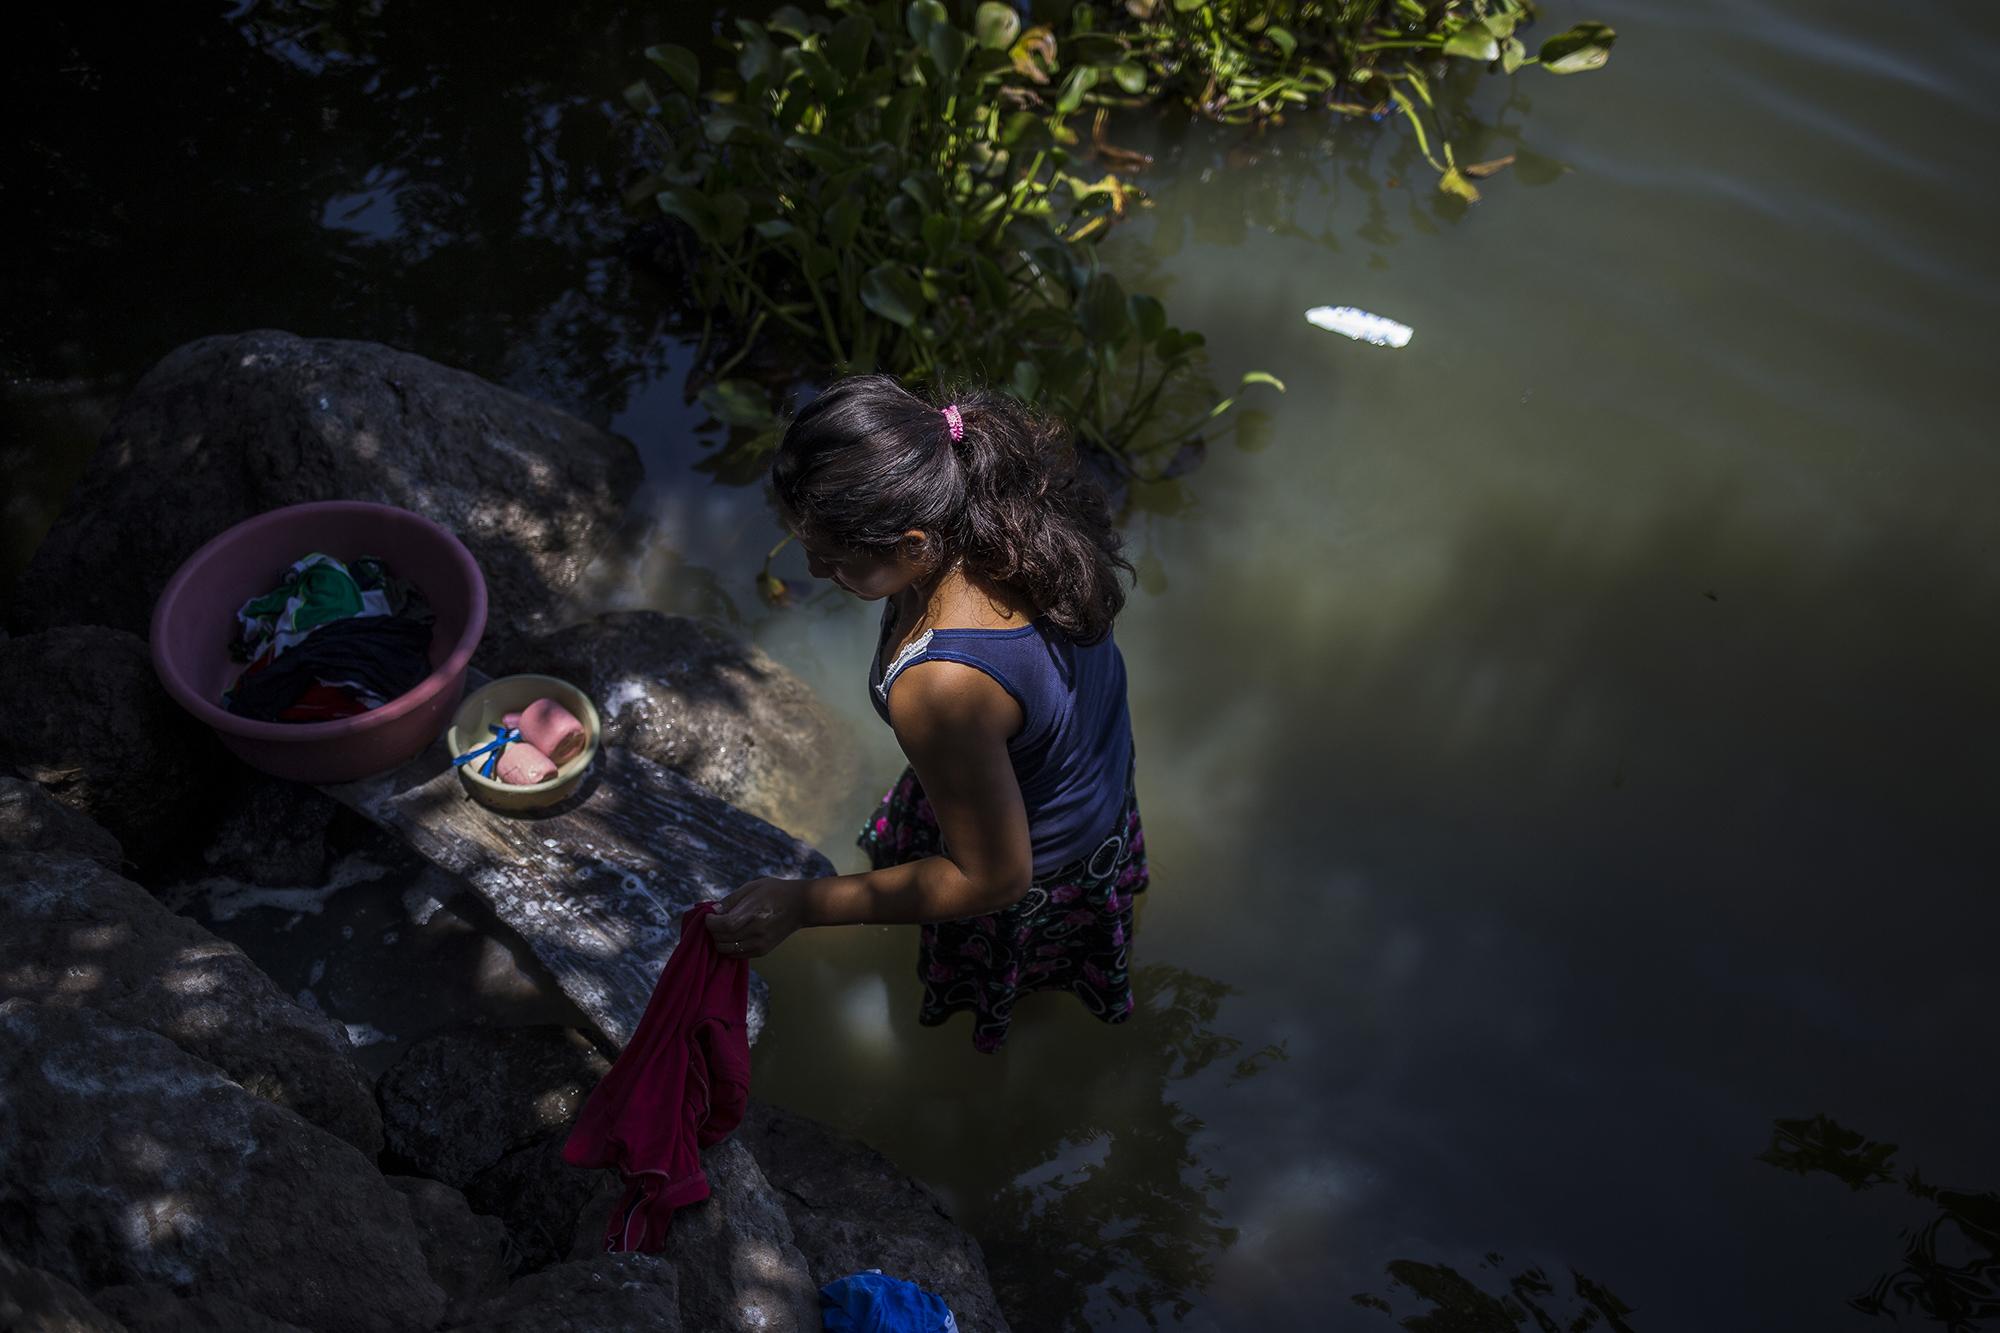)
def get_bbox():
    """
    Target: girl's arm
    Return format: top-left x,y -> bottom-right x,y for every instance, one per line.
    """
803,658 -> 1034,926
